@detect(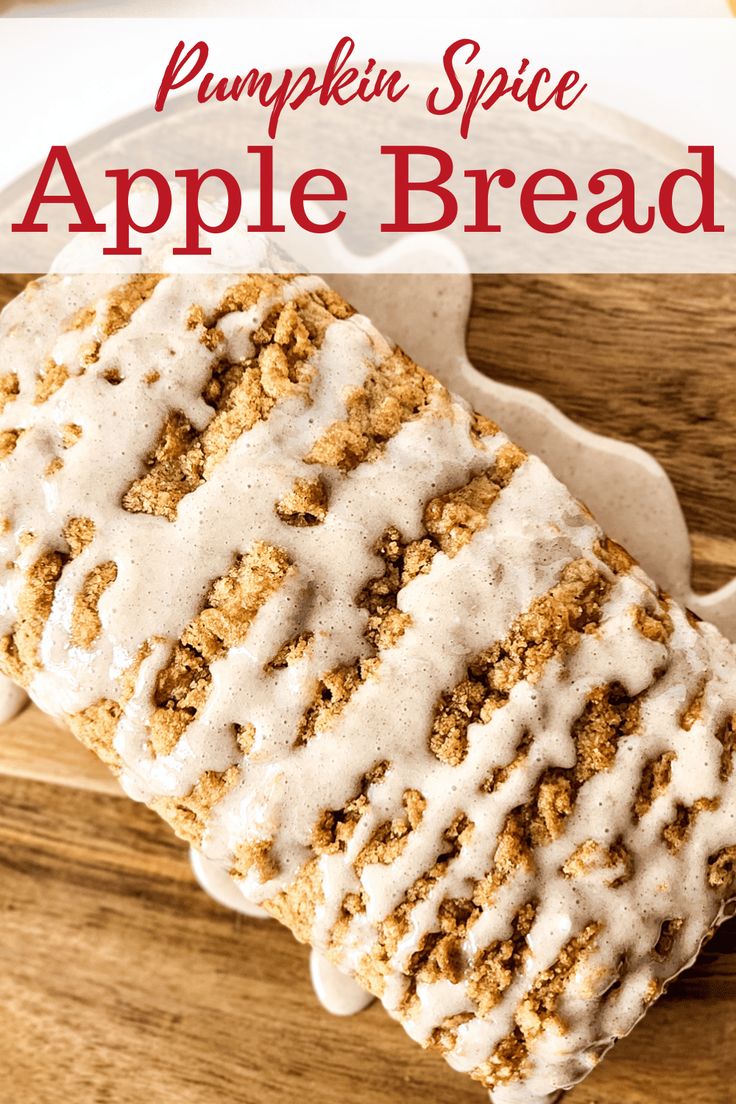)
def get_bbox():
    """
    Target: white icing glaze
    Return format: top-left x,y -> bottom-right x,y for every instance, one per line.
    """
1,264 -> 734,1104
172,262 -> 736,1037
332,269 -> 736,641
